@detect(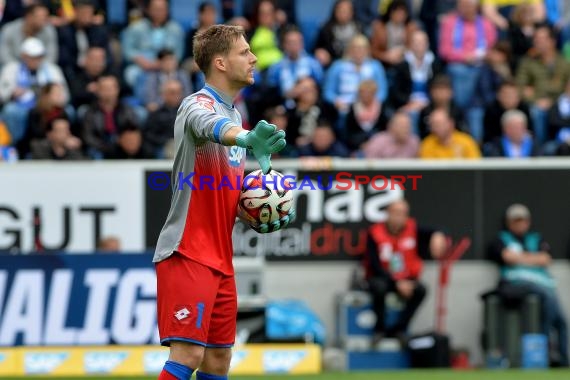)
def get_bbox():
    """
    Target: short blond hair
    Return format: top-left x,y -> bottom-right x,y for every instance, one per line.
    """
193,24 -> 246,76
